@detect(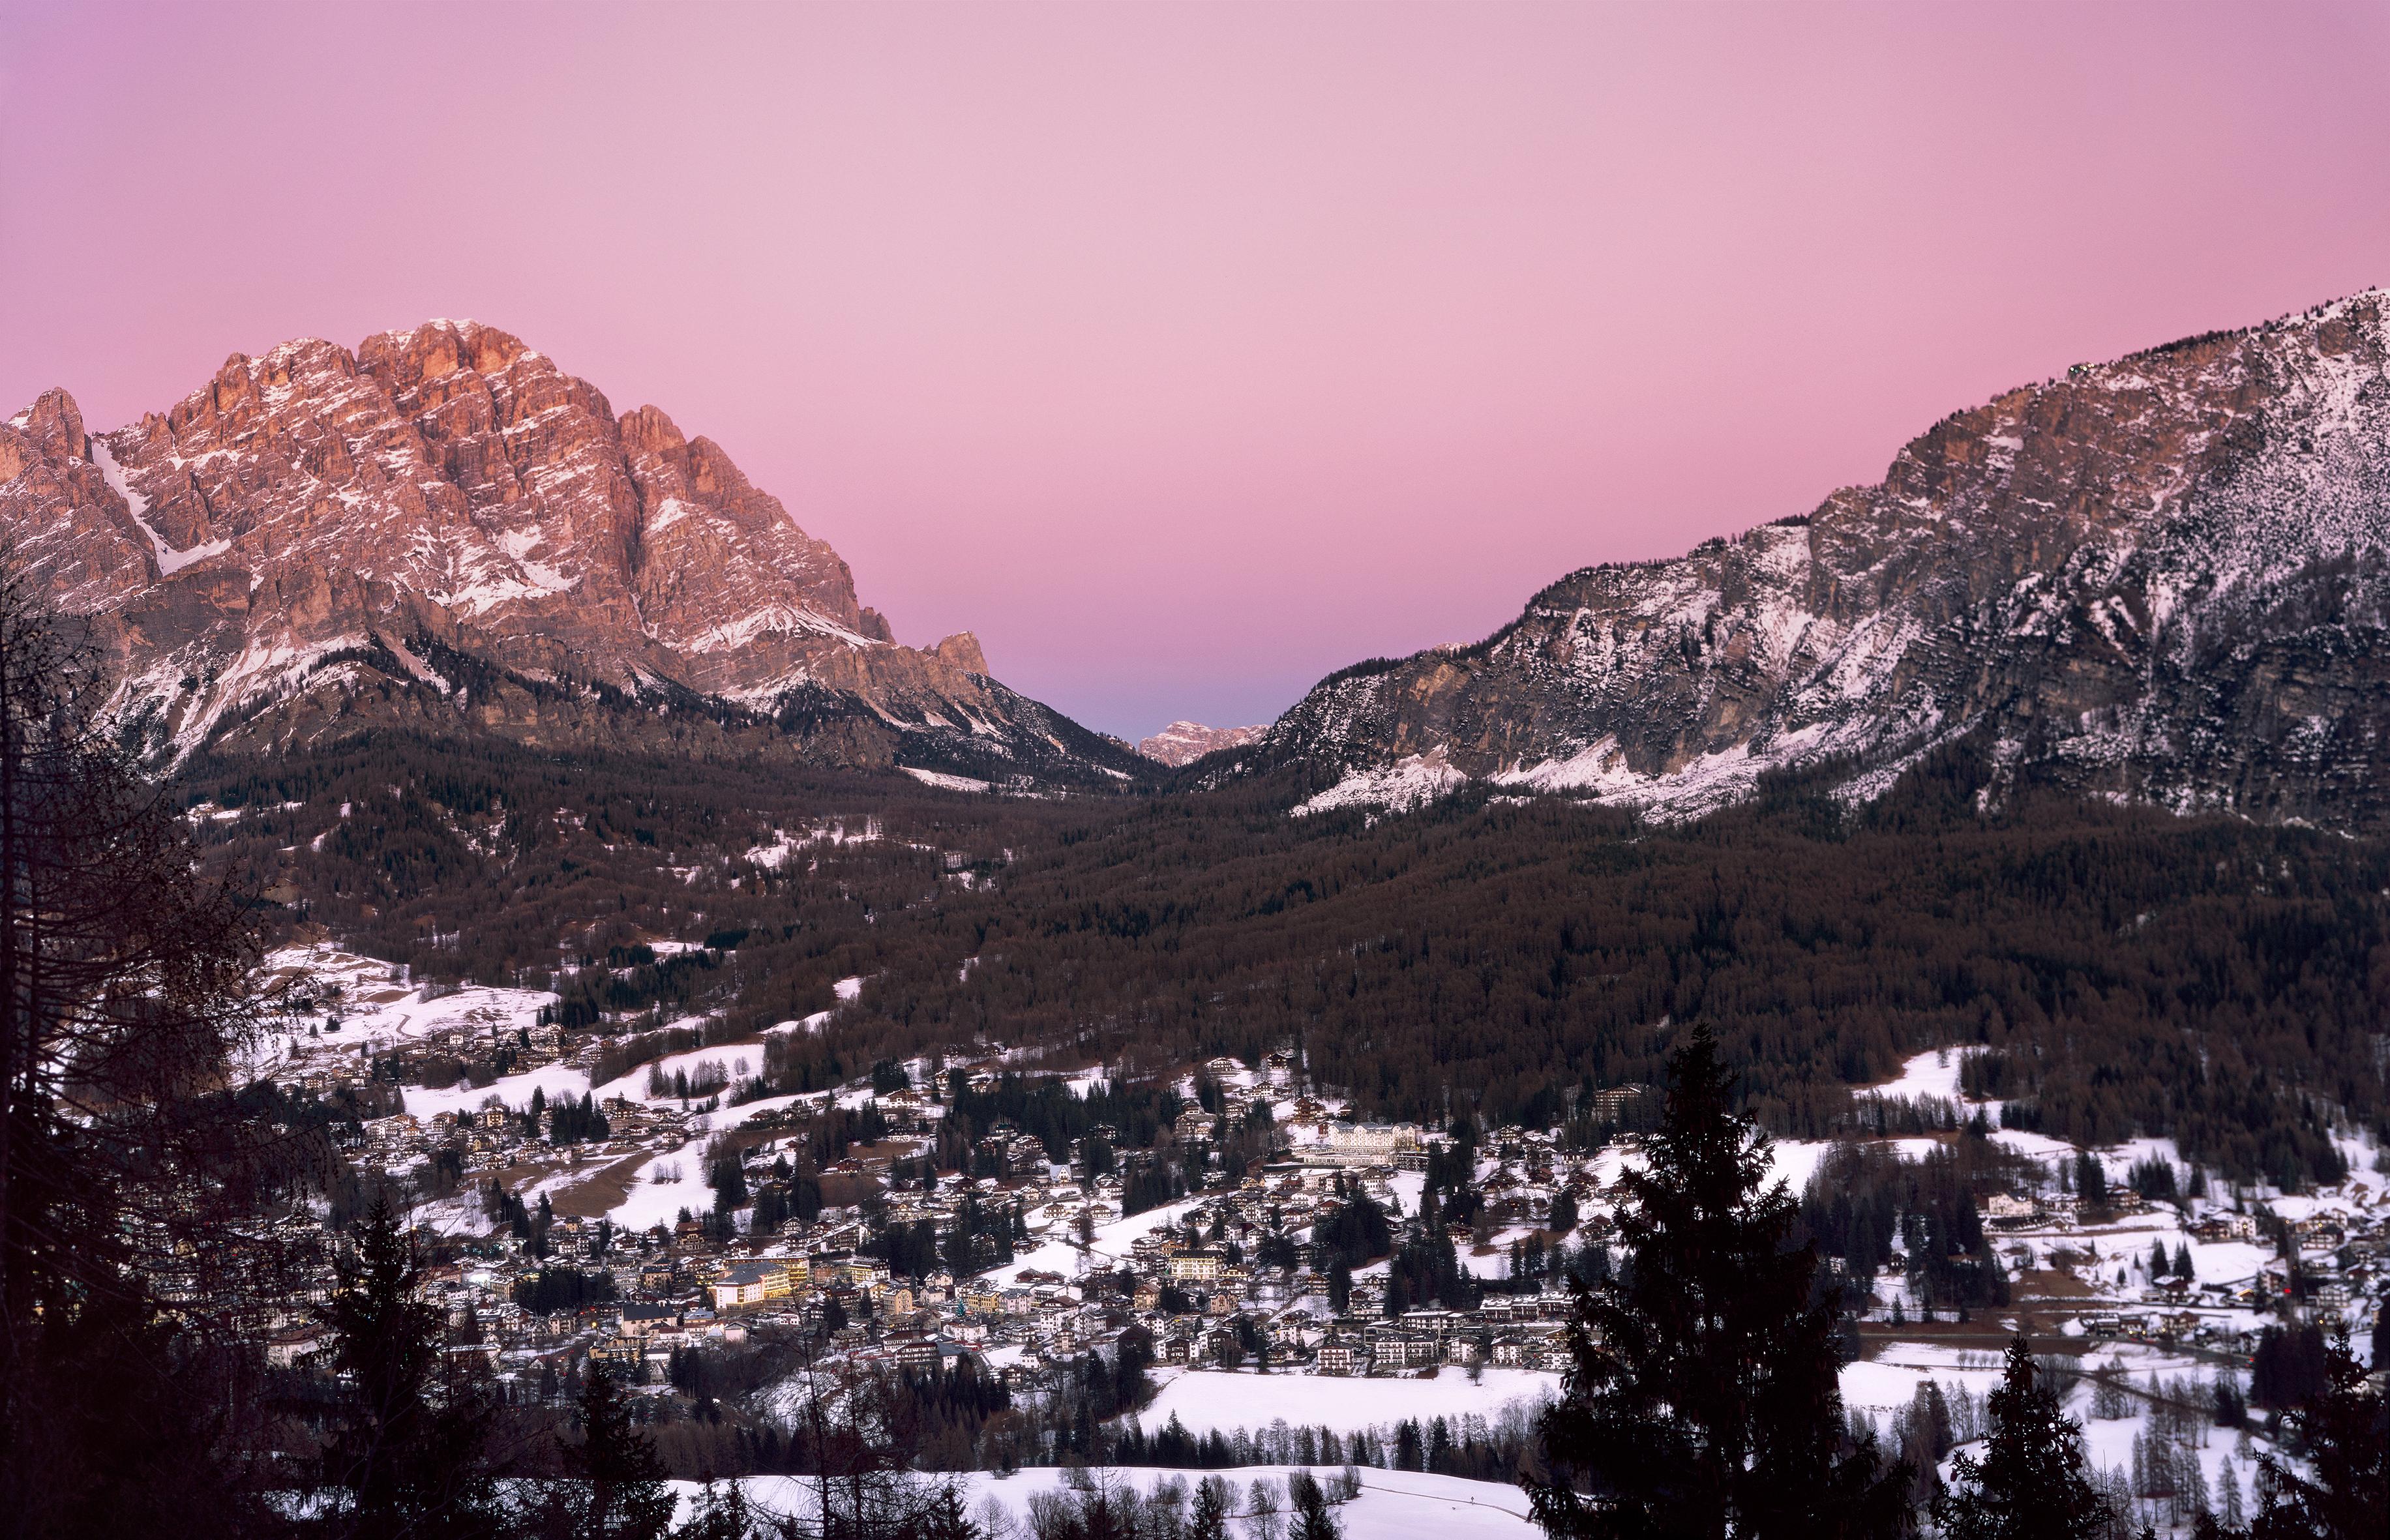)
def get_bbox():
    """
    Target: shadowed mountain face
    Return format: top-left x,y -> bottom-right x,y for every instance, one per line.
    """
0,320 -> 1144,786
1228,291 -> 2390,832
